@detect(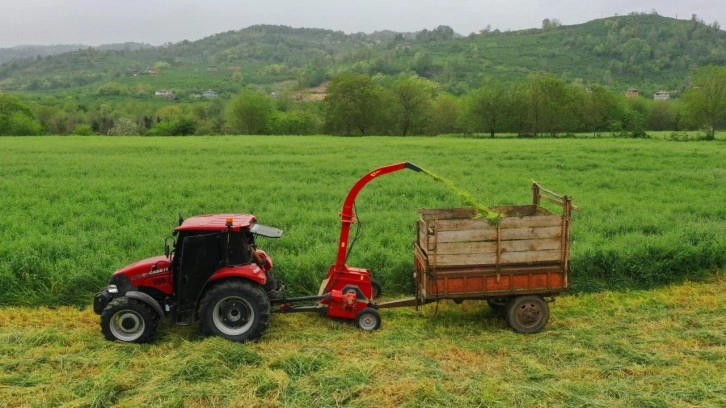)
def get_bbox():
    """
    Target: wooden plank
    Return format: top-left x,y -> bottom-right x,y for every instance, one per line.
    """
499,215 -> 563,229
540,195 -> 566,208
434,241 -> 499,255
435,229 -> 498,243
501,226 -> 563,241
417,219 -> 427,249
434,237 -> 562,255
430,214 -> 562,231
418,207 -> 476,220
500,249 -> 563,263
435,226 -> 562,243
434,249 -> 562,266
537,185 -> 565,199
492,205 -> 553,217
